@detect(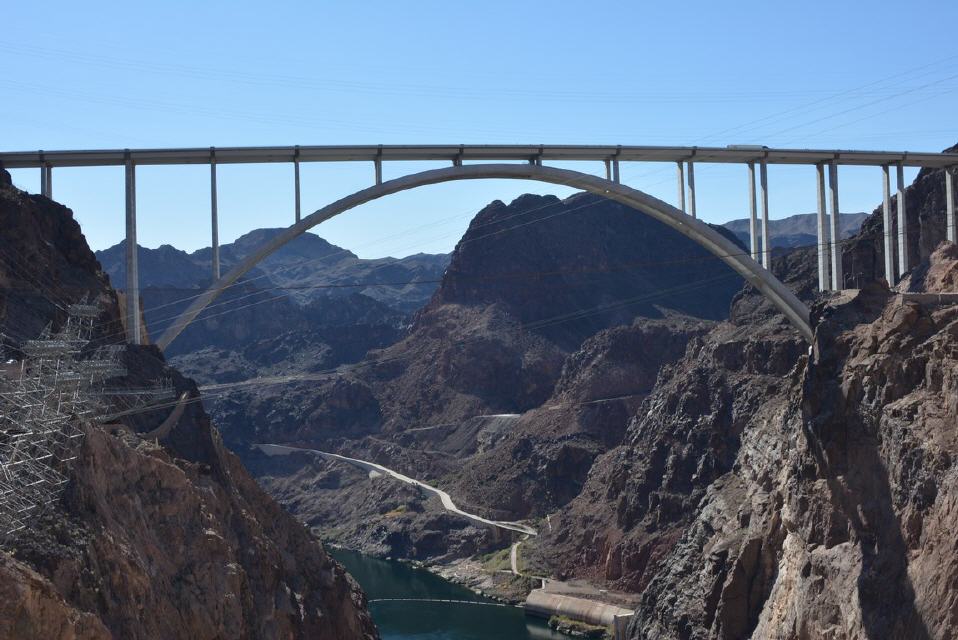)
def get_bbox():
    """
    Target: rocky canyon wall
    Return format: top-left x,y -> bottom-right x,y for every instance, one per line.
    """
0,167 -> 377,640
